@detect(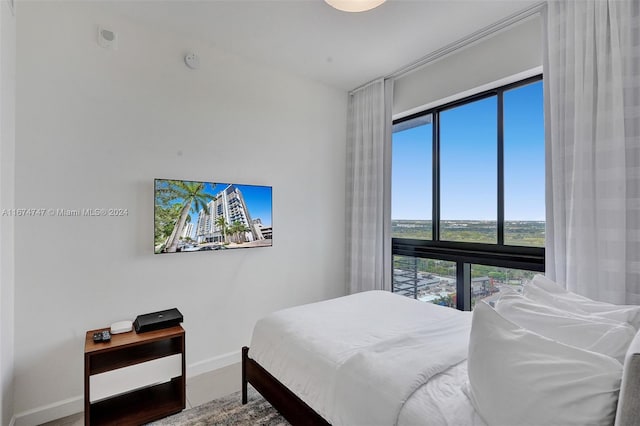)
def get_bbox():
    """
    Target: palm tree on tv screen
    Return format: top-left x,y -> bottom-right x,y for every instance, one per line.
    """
215,216 -> 228,243
163,180 -> 212,253
229,221 -> 240,243
229,221 -> 250,244
237,223 -> 250,243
